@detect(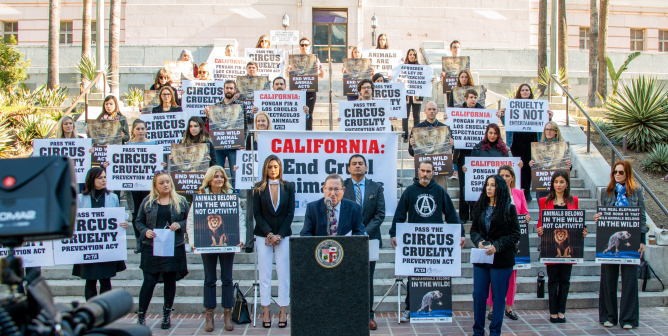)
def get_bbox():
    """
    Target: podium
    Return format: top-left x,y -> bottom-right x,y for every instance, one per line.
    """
290,236 -> 369,336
